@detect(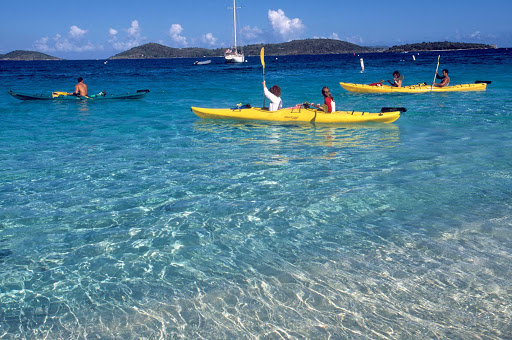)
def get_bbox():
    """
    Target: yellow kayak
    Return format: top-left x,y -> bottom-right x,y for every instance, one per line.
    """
340,81 -> 488,93
191,105 -> 402,124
